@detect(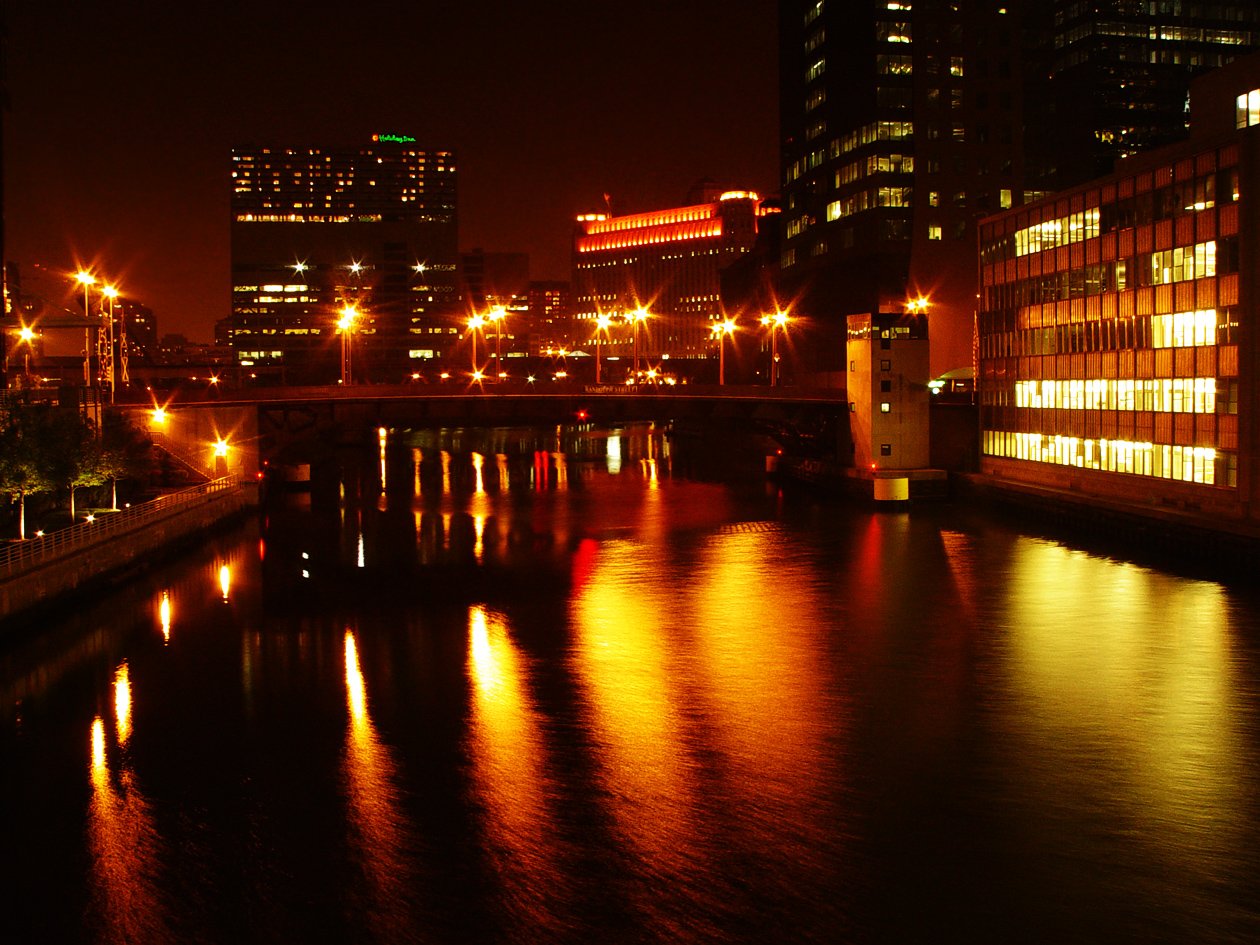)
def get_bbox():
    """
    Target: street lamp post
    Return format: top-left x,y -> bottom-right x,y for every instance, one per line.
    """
18,327 -> 34,380
594,314 -> 612,384
627,307 -> 649,382
759,310 -> 790,387
488,306 -> 506,380
710,318 -> 736,386
468,313 -> 486,381
102,285 -> 119,403
338,304 -> 358,385
75,270 -> 95,387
